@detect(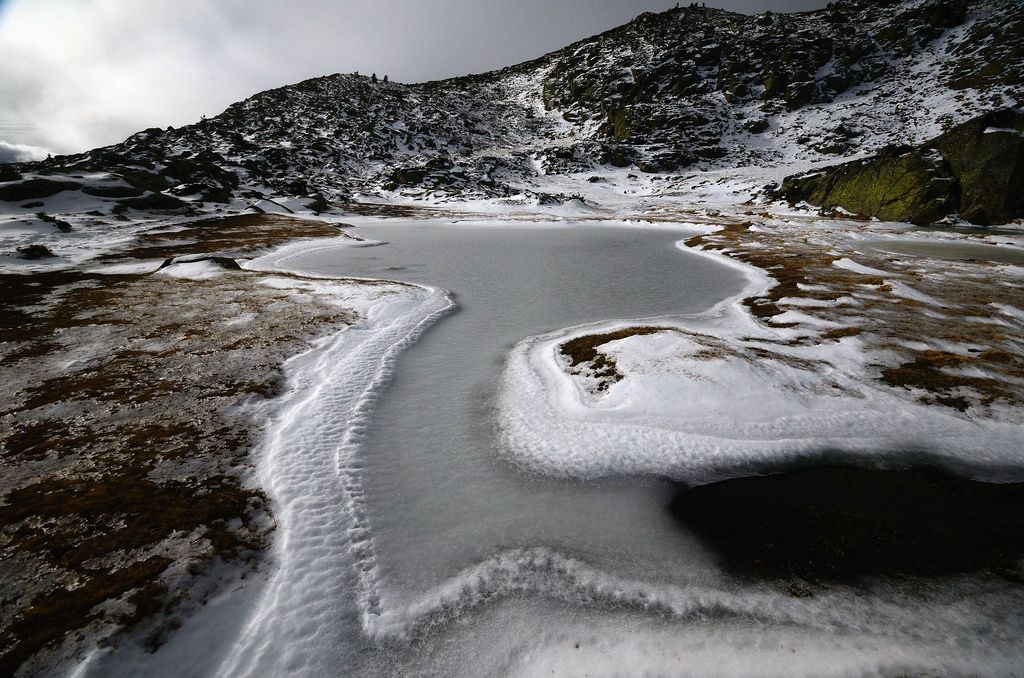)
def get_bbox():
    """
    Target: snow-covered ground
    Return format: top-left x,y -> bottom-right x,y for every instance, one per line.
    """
498,228 -> 1024,484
